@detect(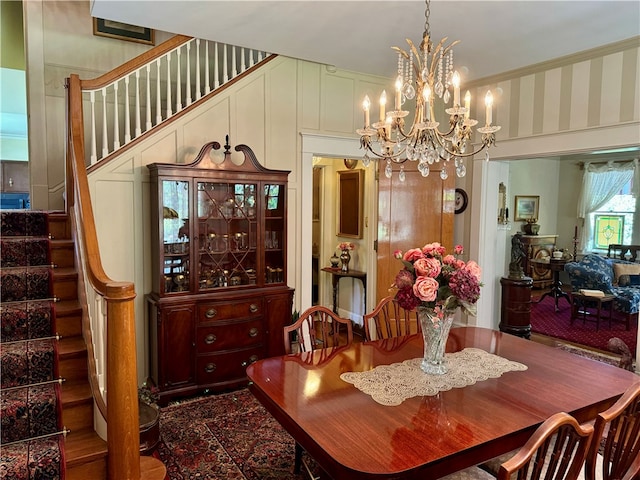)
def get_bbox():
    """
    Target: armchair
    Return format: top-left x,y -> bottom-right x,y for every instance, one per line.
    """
564,254 -> 640,329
